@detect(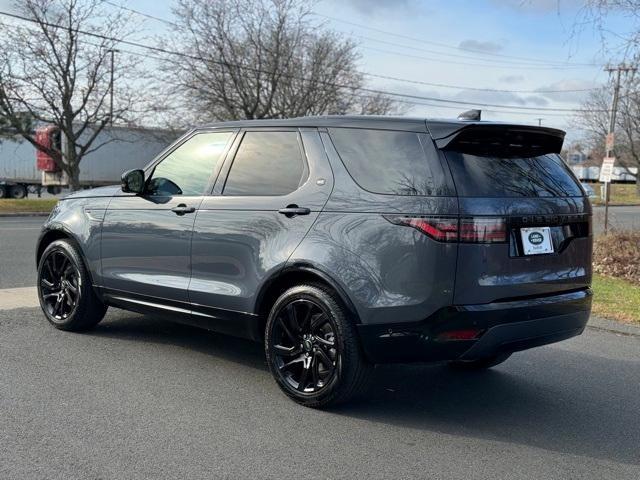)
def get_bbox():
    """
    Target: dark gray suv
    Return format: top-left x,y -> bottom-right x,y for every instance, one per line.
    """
36,115 -> 593,408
